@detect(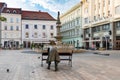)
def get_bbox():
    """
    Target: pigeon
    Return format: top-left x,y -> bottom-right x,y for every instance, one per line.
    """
38,57 -> 40,59
32,71 -> 34,73
7,69 -> 9,72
